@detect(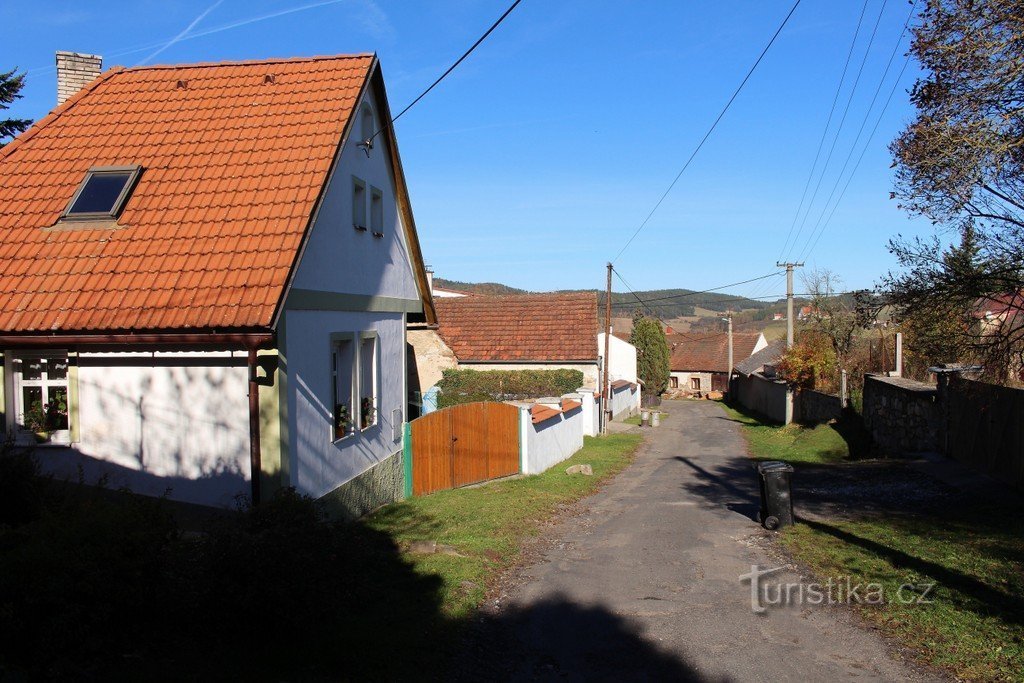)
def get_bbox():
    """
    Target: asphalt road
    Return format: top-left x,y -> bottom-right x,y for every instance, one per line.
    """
459,400 -> 940,682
